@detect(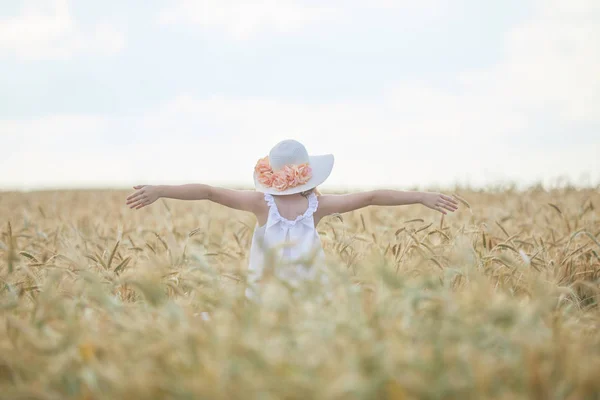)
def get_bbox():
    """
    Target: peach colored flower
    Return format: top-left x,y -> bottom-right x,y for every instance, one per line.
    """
255,157 -> 274,186
254,156 -> 312,191
255,157 -> 272,175
272,174 -> 288,191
